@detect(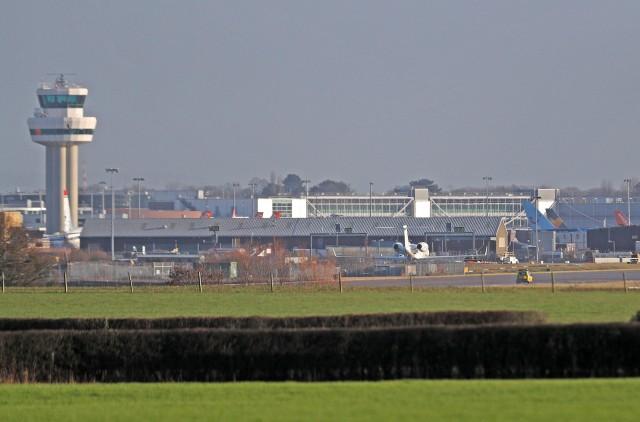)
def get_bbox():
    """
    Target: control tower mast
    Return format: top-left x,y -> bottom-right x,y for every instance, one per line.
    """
27,74 -> 97,234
